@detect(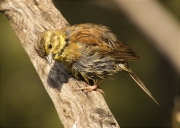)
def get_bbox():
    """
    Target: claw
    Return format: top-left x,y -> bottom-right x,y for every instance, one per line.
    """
77,85 -> 104,95
78,85 -> 98,92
